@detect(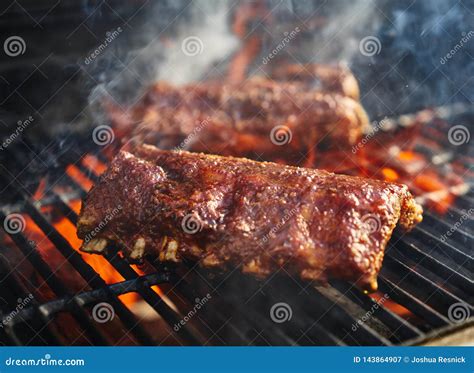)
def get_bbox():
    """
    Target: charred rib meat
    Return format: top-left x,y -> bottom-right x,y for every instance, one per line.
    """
110,77 -> 369,166
77,145 -> 422,291
269,63 -> 360,100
